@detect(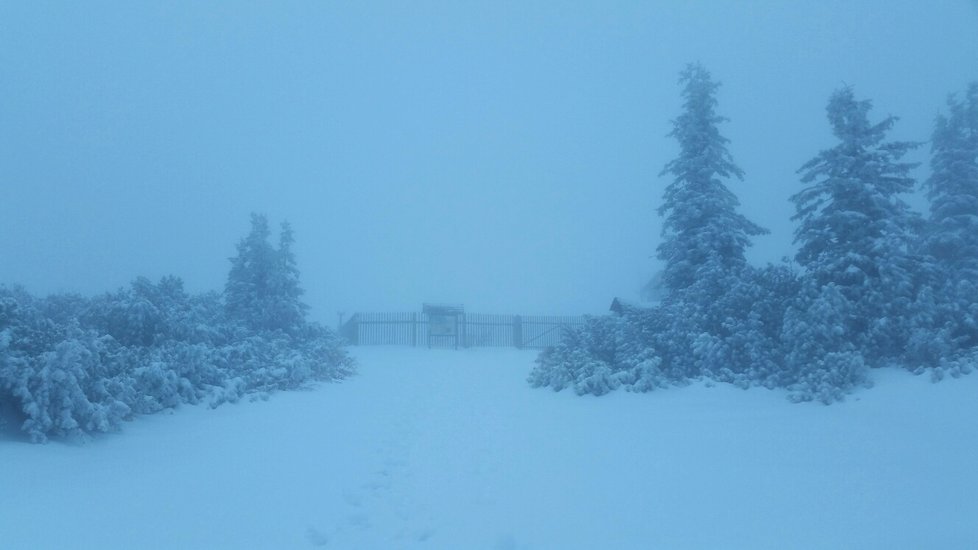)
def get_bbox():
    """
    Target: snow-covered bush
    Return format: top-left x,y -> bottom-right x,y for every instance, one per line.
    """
530,275 -> 869,403
787,351 -> 869,405
0,215 -> 354,442
529,314 -> 675,396
6,326 -> 132,442
527,314 -> 662,396
529,316 -> 621,395
779,281 -> 871,402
